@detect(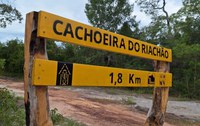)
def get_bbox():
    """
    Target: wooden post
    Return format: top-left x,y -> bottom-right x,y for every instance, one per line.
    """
24,12 -> 53,126
145,61 -> 170,126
